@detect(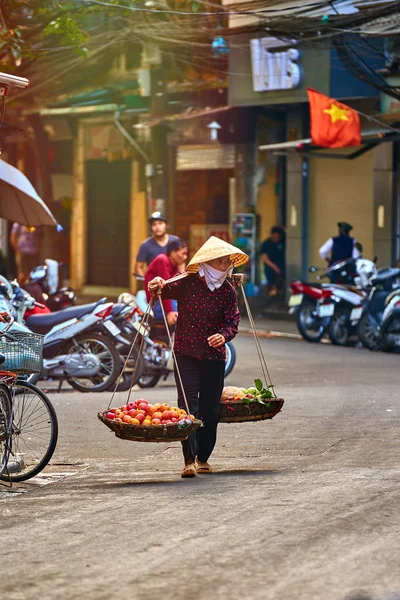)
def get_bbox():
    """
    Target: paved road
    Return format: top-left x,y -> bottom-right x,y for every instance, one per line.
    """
1,334 -> 399,600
